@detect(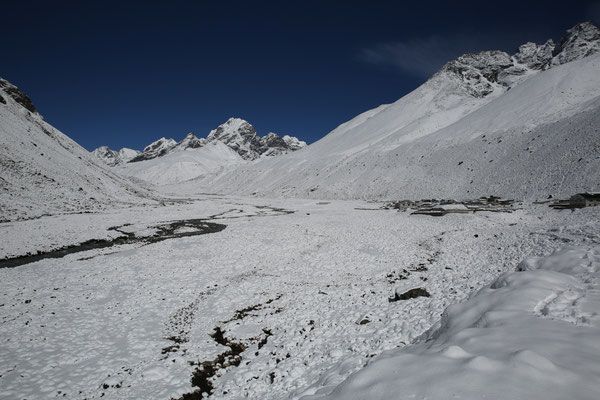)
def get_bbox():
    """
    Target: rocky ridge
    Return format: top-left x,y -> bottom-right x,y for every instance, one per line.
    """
0,79 -> 37,113
435,22 -> 600,98
129,137 -> 178,162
